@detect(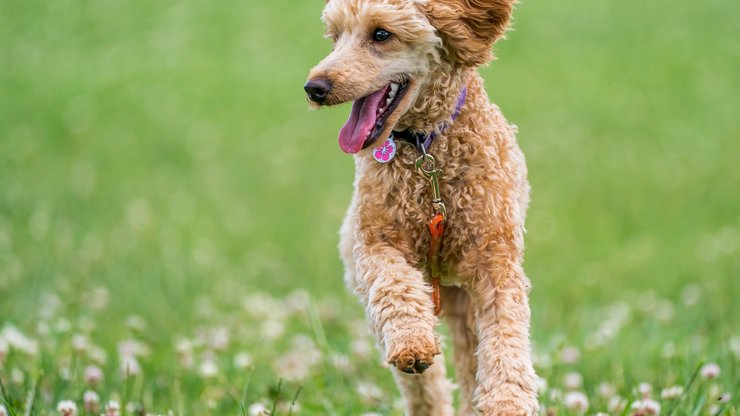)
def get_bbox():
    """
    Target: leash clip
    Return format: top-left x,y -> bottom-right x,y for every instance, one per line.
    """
415,153 -> 446,218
